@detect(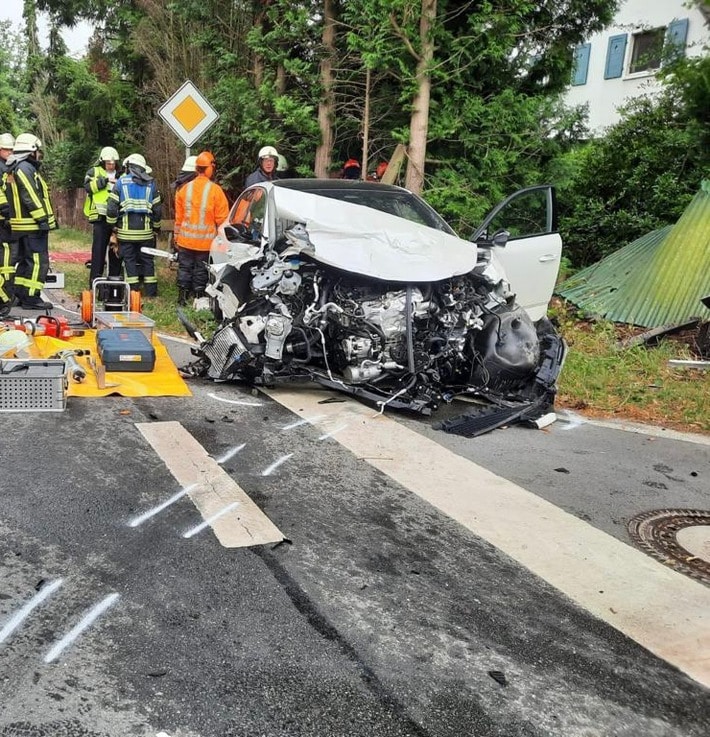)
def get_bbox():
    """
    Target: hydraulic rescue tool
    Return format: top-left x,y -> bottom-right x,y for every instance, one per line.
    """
49,349 -> 90,383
